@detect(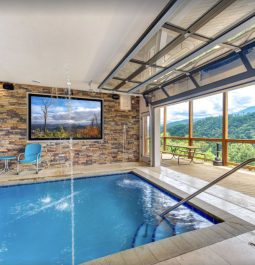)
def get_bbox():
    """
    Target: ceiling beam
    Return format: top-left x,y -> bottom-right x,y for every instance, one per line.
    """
142,39 -> 255,97
98,0 -> 179,89
130,59 -> 166,69
151,68 -> 255,107
112,77 -> 141,84
117,0 -> 236,92
162,23 -> 210,42
163,23 -> 242,51
128,14 -> 255,94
